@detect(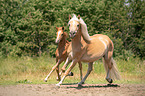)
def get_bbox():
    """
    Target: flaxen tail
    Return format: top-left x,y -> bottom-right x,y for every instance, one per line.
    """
103,58 -> 121,80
